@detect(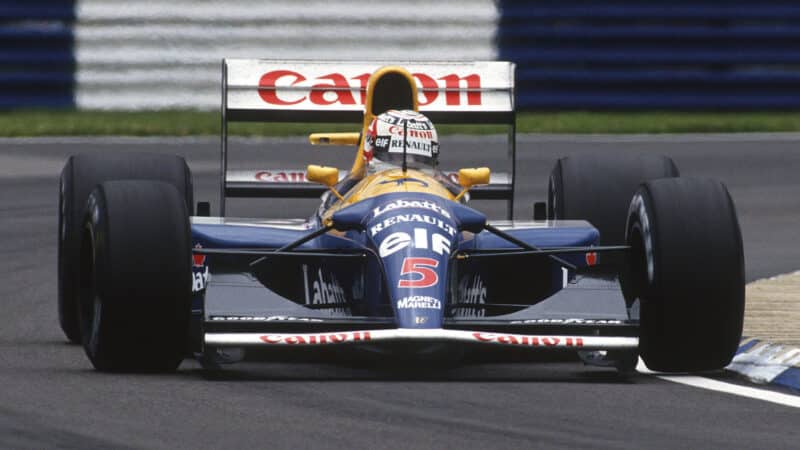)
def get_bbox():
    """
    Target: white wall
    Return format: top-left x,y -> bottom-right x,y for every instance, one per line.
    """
75,0 -> 499,110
